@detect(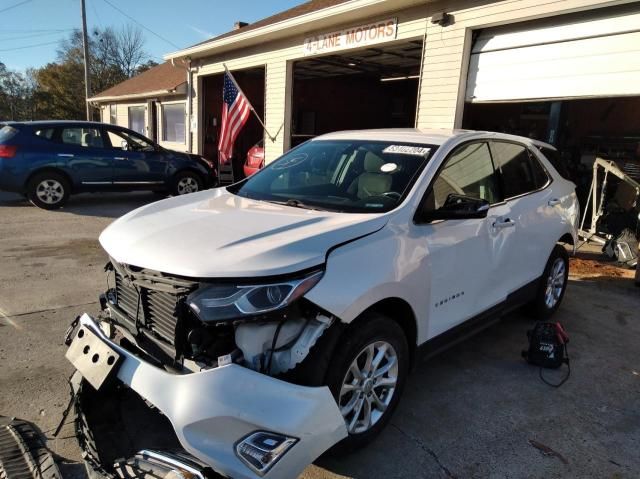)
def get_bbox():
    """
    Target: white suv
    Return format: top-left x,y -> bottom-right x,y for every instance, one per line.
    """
67,129 -> 578,479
